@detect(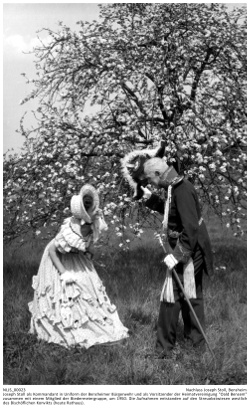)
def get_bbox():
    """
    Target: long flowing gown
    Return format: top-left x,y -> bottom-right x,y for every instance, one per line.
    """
28,218 -> 129,348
